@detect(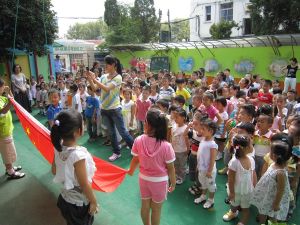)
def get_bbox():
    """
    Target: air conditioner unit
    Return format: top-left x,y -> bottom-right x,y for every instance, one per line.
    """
245,3 -> 252,13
